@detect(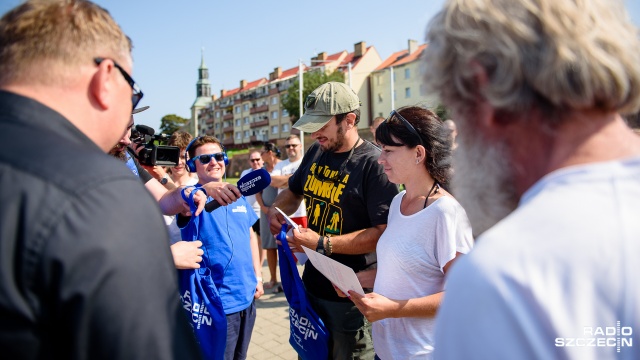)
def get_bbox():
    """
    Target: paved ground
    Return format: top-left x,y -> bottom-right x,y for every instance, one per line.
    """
246,262 -> 299,360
